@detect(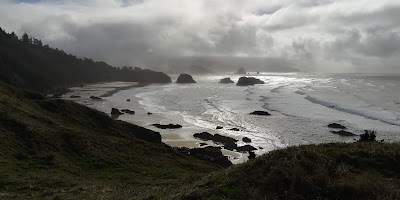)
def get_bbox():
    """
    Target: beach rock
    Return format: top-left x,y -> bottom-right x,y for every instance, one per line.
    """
111,108 -> 124,116
216,126 -> 223,129
331,130 -> 356,136
213,134 -> 238,144
152,123 -> 182,129
121,109 -> 135,115
90,96 -> 102,100
250,111 -> 271,116
236,67 -> 246,74
229,128 -> 240,131
194,132 -> 239,151
126,99 -> 131,102
194,132 -> 215,141
176,74 -> 196,83
223,142 -> 238,151
147,112 -> 153,115
242,137 -> 252,143
219,78 -> 234,84
236,145 -> 257,152
236,77 -> 265,86
328,123 -> 346,129
175,147 -> 232,167
70,95 -> 80,98
248,151 -> 256,160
